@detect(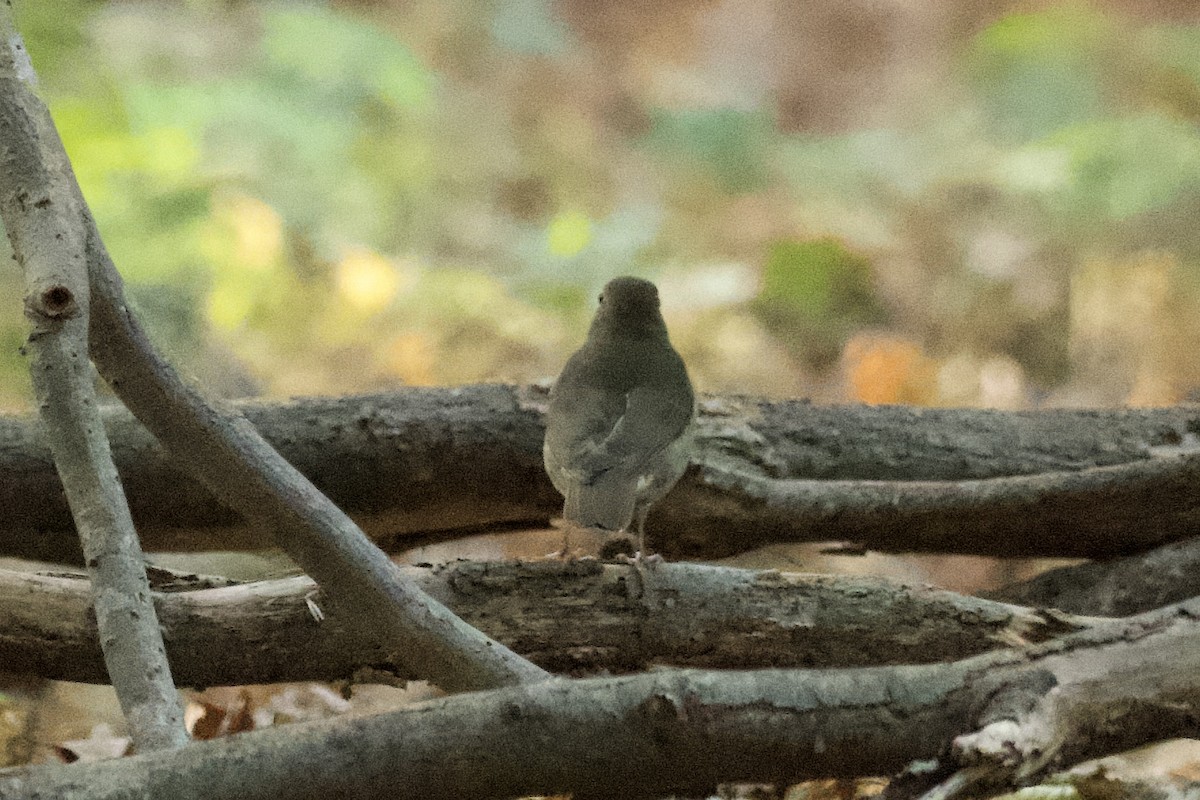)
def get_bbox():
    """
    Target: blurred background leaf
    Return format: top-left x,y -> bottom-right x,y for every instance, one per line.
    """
4,0 -> 1200,410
